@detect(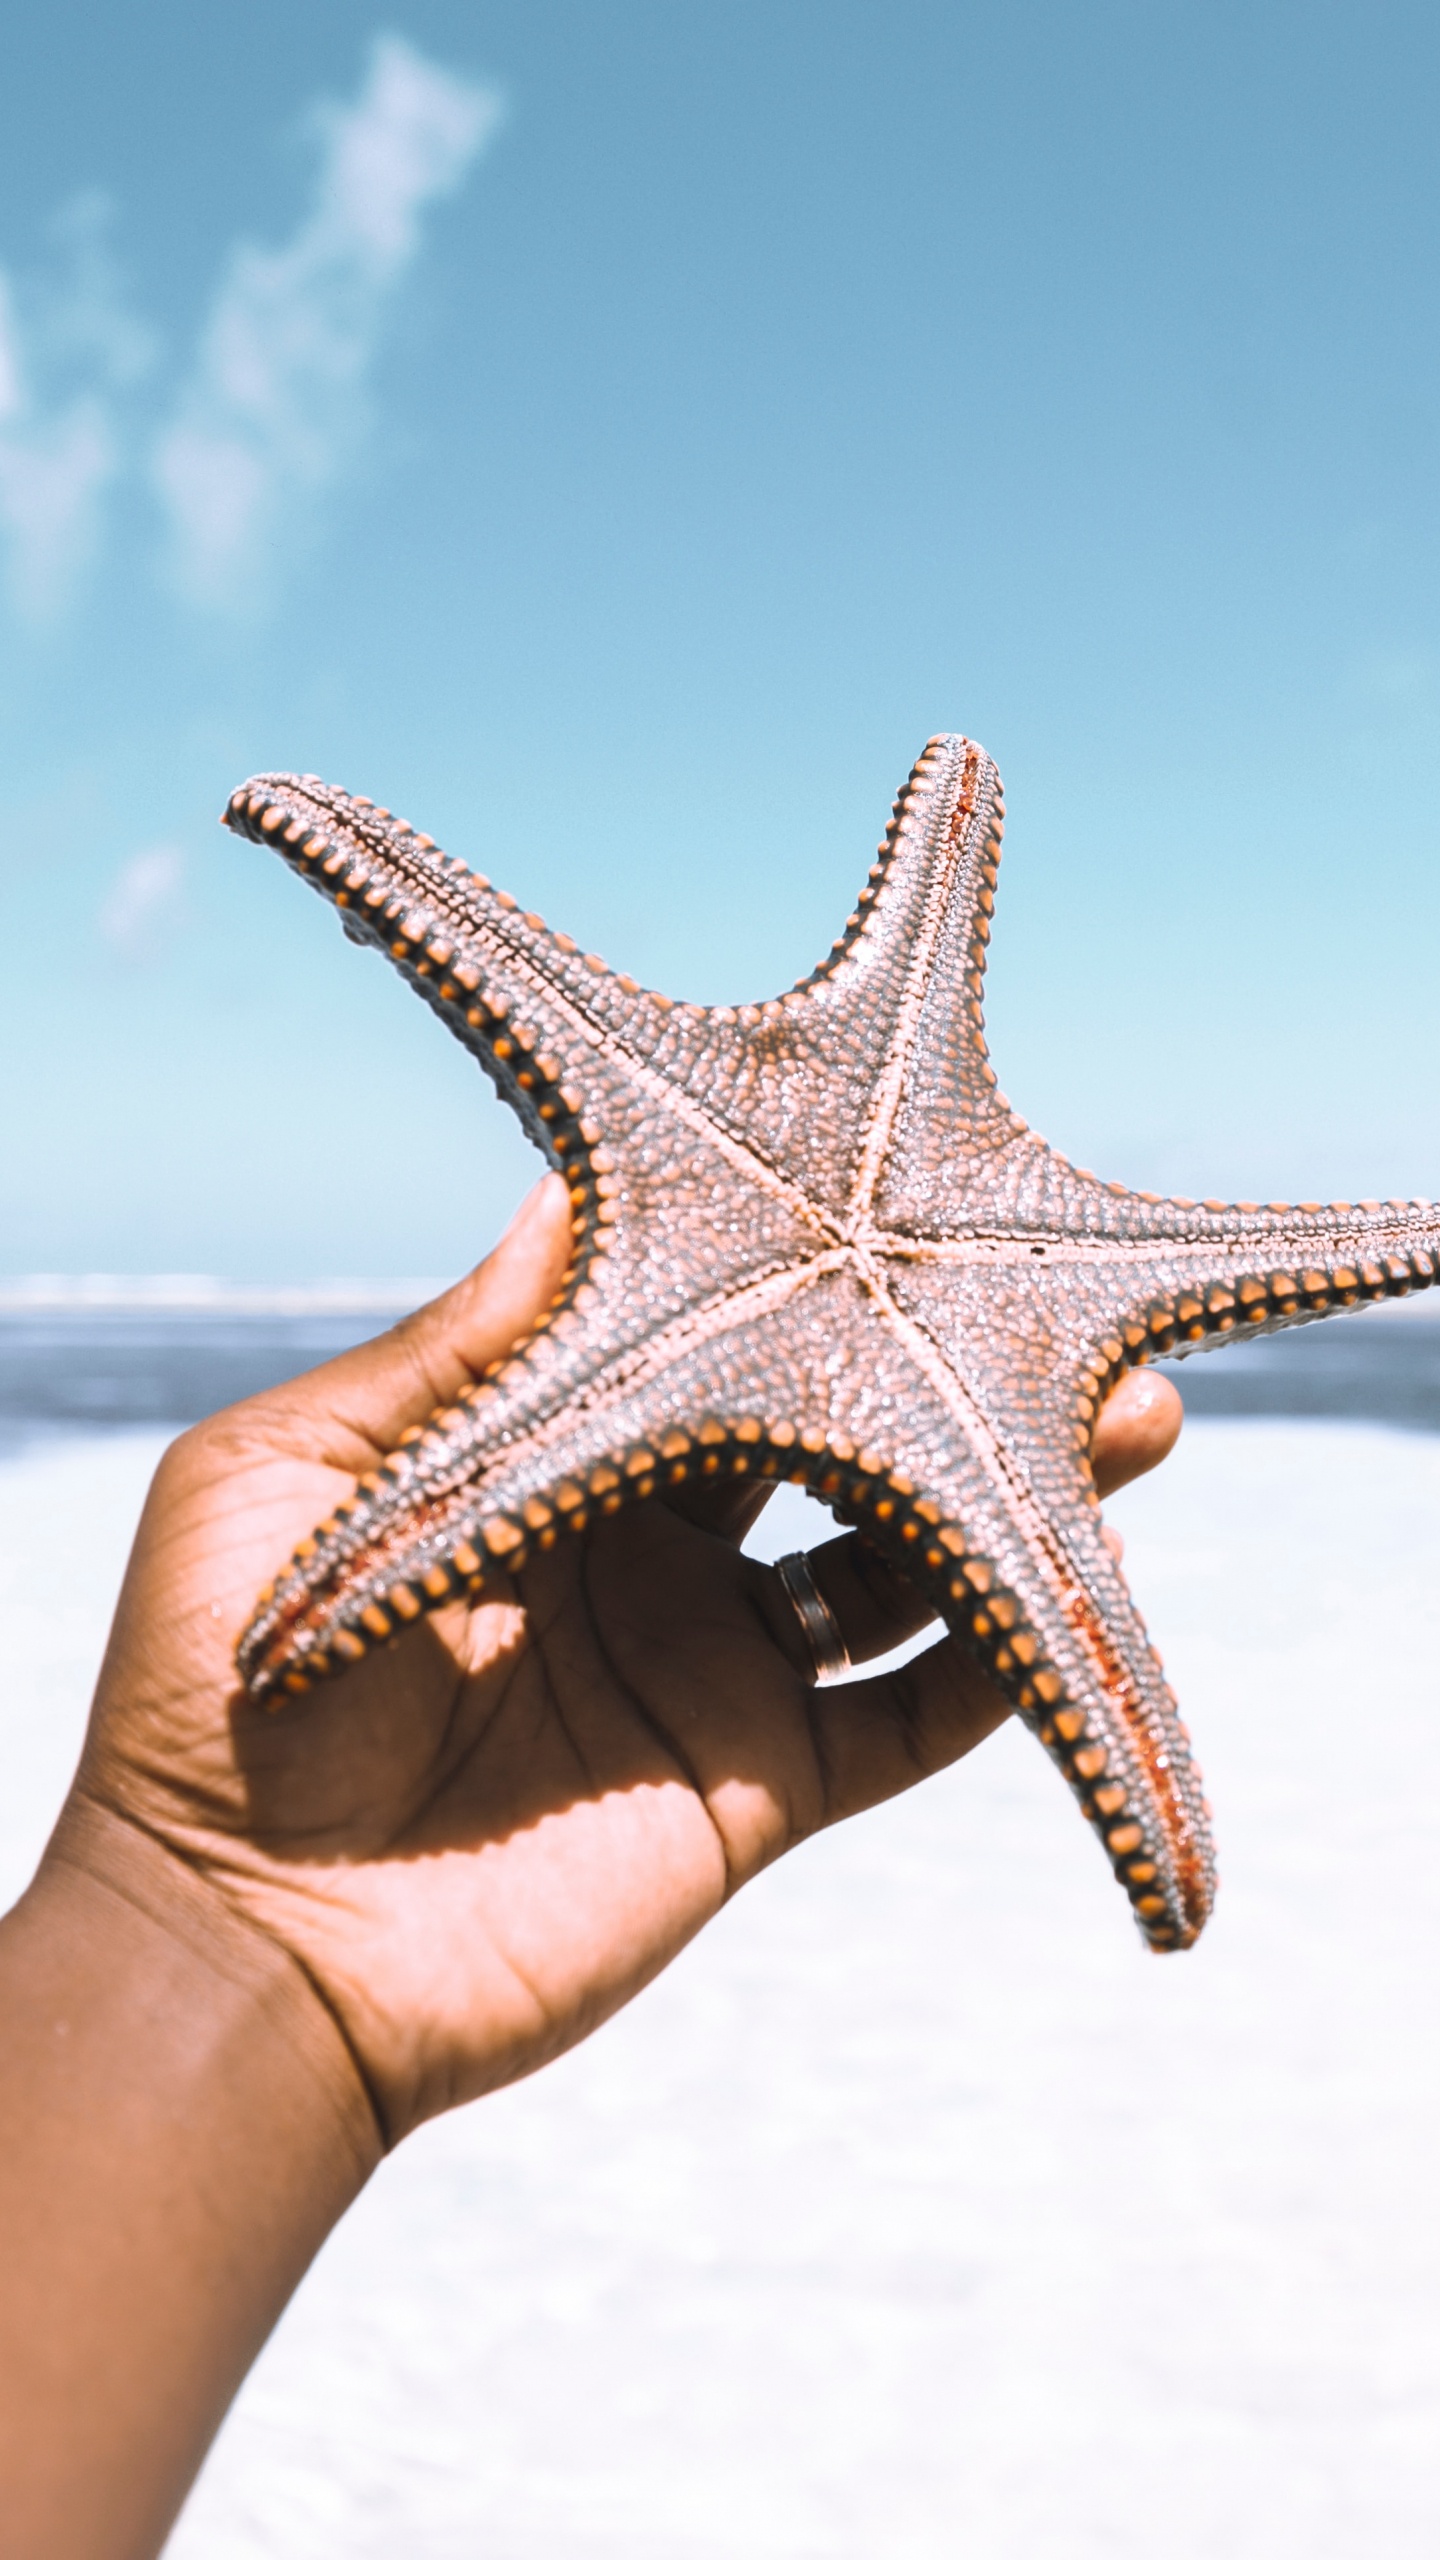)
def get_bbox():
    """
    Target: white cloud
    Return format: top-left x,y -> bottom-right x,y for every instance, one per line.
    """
154,36 -> 500,605
0,44 -> 495,624
98,844 -> 186,957
0,280 -> 21,418
0,370 -> 116,624
0,197 -> 152,621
